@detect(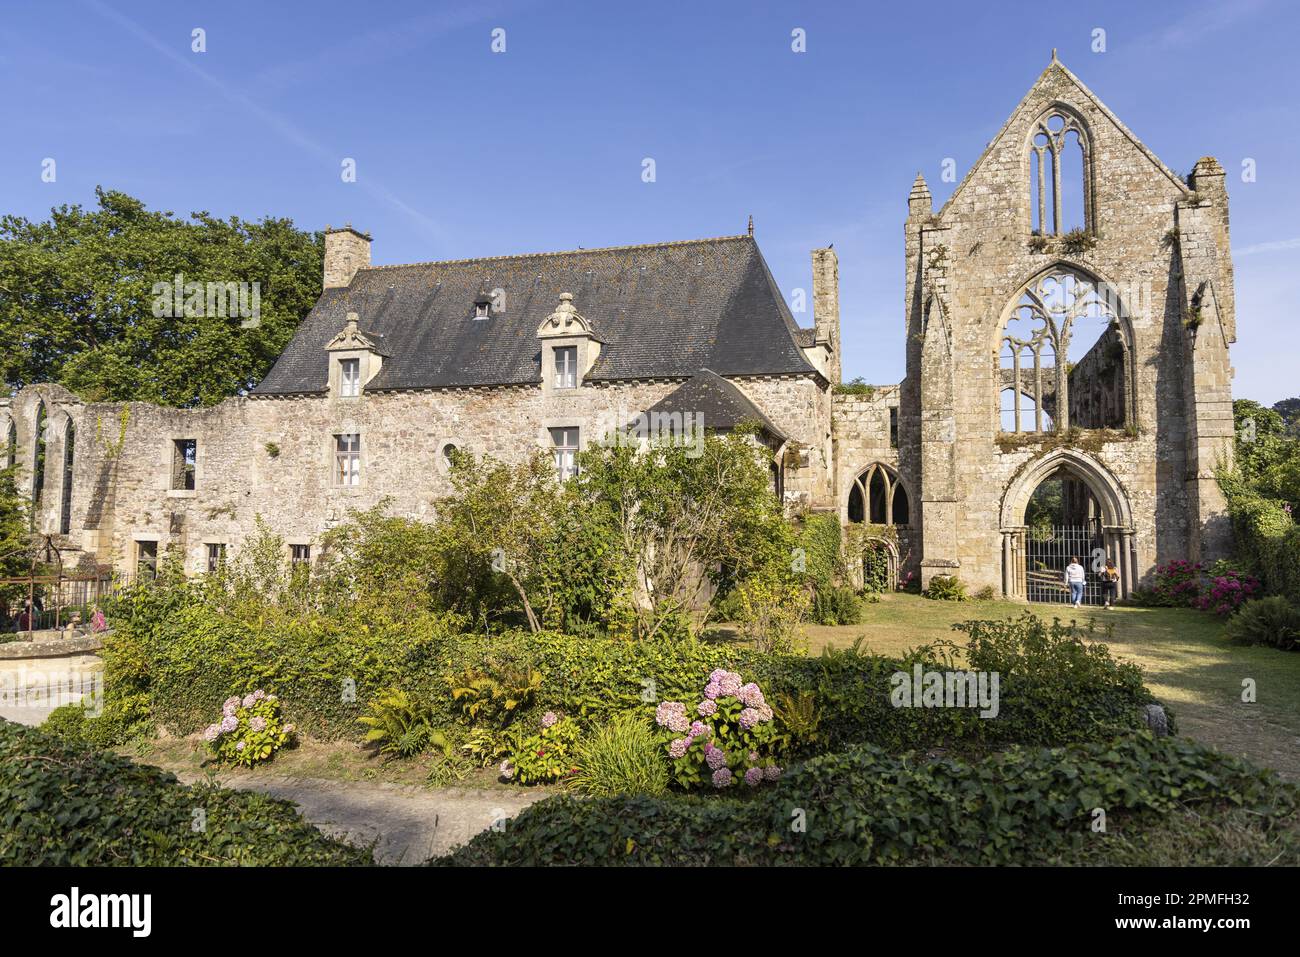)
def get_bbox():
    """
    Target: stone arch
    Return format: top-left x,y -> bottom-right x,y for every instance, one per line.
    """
847,462 -> 910,527
992,261 -> 1137,435
999,448 -> 1137,600
1024,100 -> 1096,236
